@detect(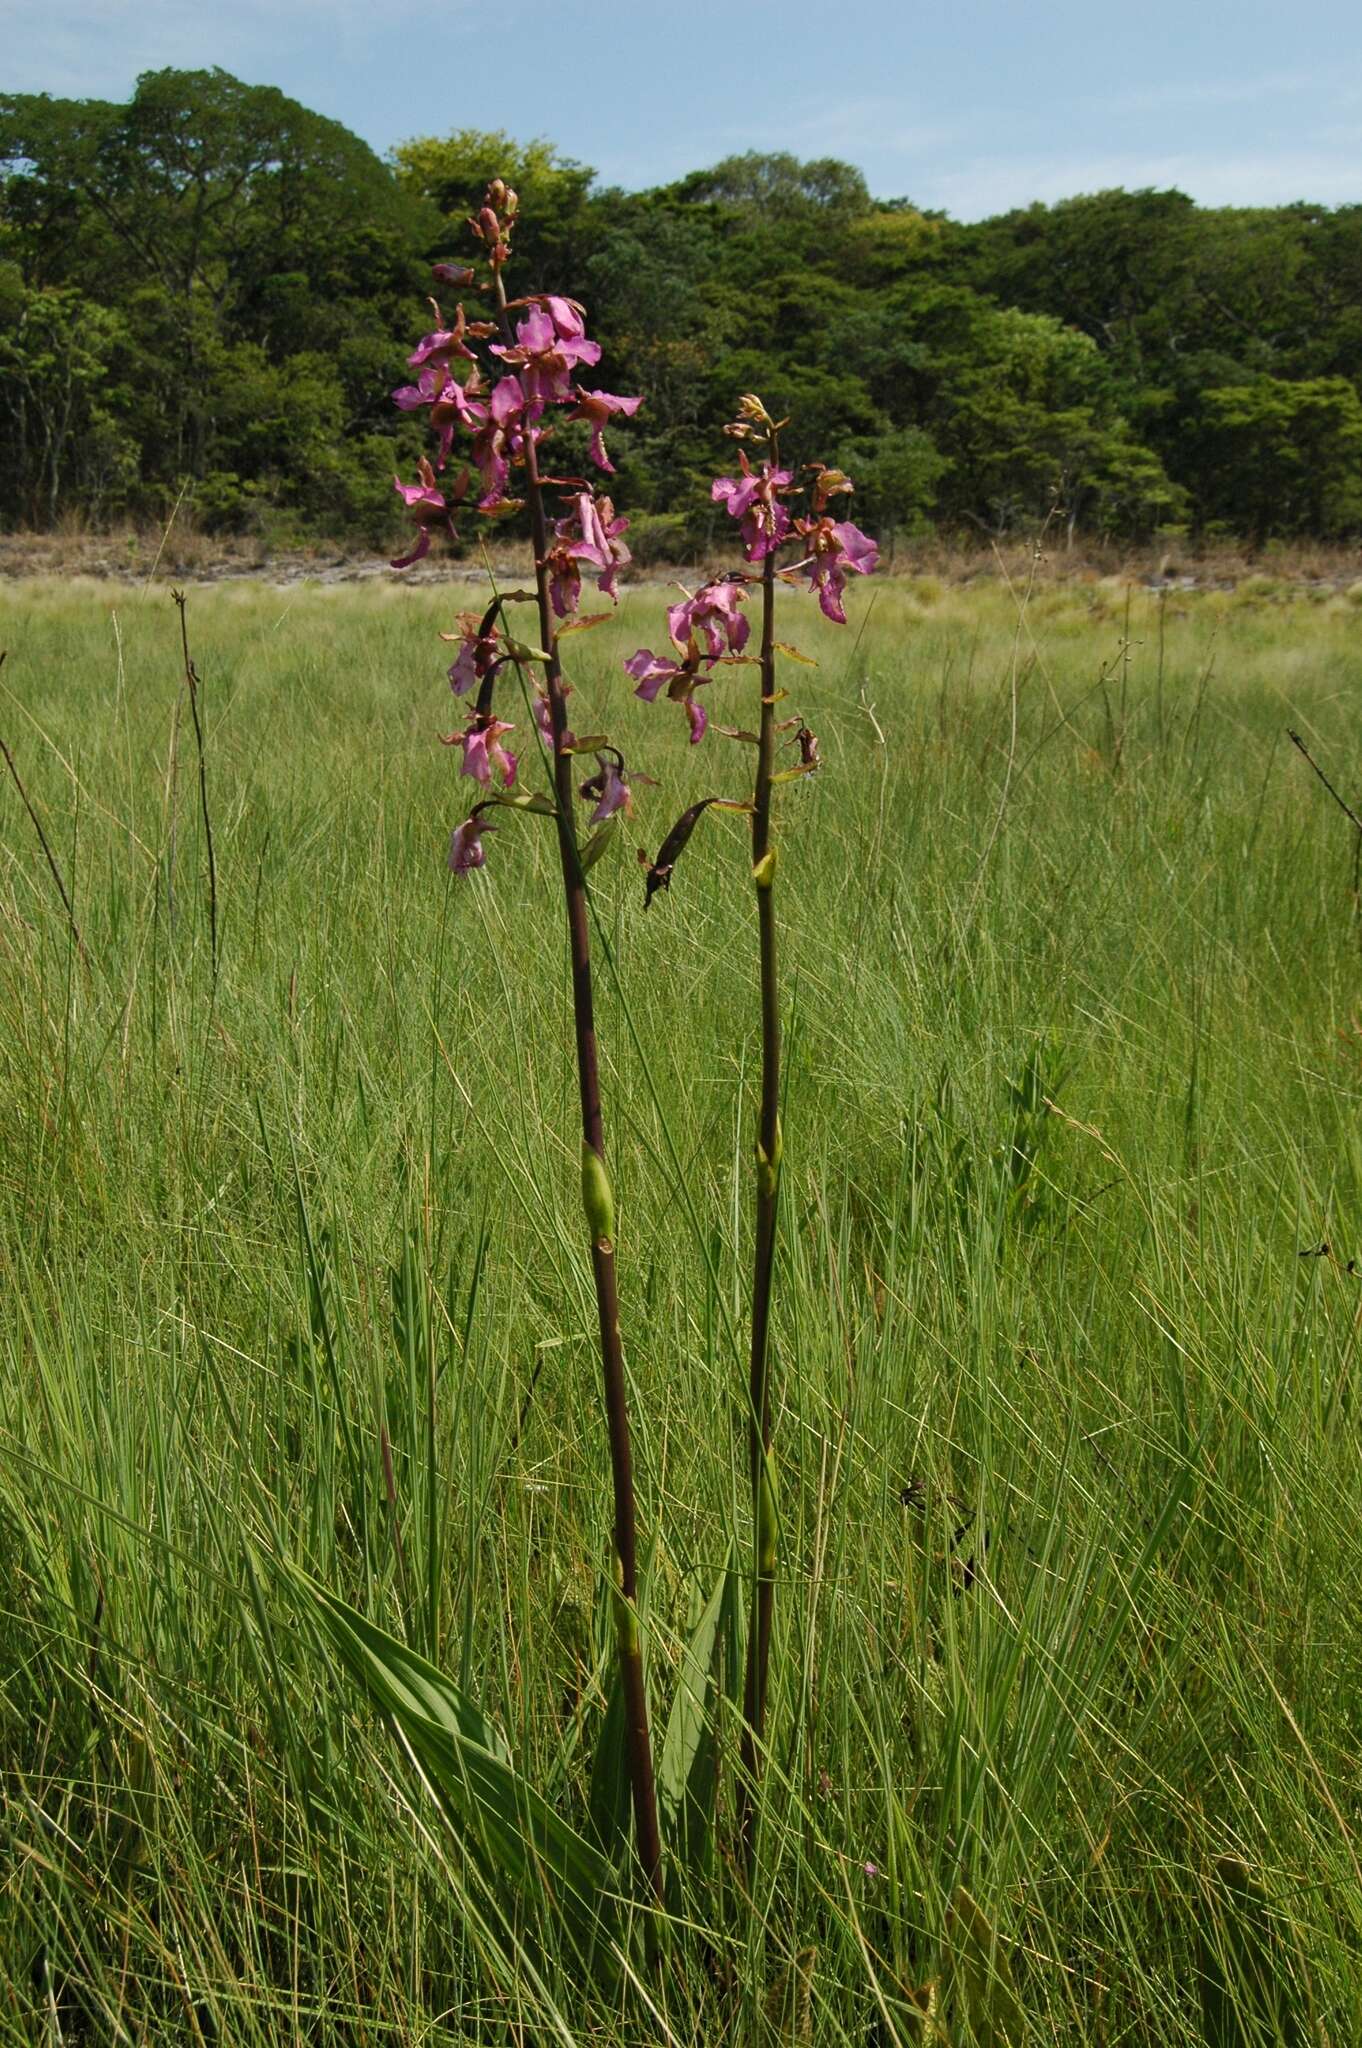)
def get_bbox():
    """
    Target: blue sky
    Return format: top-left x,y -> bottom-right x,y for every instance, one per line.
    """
4,0 -> 1359,218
